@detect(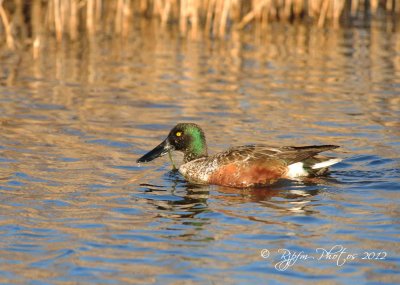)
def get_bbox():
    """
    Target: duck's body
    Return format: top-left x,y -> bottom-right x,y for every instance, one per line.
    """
179,144 -> 341,187
137,123 -> 342,188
